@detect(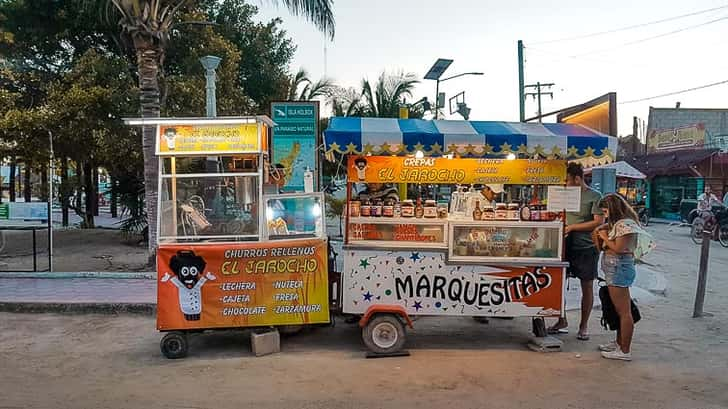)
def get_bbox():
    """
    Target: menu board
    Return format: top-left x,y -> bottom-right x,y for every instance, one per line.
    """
156,239 -> 329,330
546,186 -> 581,212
